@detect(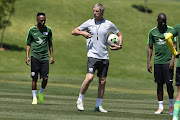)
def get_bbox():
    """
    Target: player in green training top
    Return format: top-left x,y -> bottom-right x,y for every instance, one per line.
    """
26,12 -> 55,105
147,13 -> 176,115
165,22 -> 180,120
